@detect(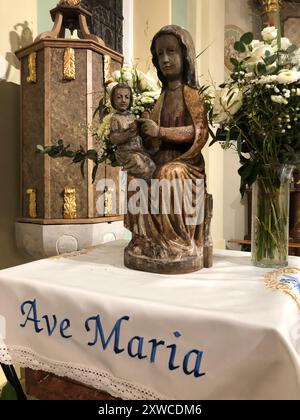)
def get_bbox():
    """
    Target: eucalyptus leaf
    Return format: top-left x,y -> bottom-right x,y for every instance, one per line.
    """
257,62 -> 267,75
230,58 -> 239,67
287,44 -> 298,54
35,145 -> 44,153
240,32 -> 253,45
234,41 -> 246,53
92,164 -> 99,184
80,160 -> 85,179
264,54 -> 277,66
